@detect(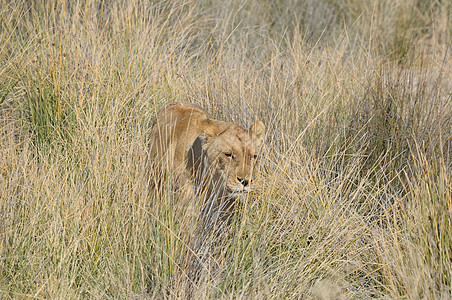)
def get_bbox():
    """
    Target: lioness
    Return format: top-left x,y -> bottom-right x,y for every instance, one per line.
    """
148,102 -> 265,220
